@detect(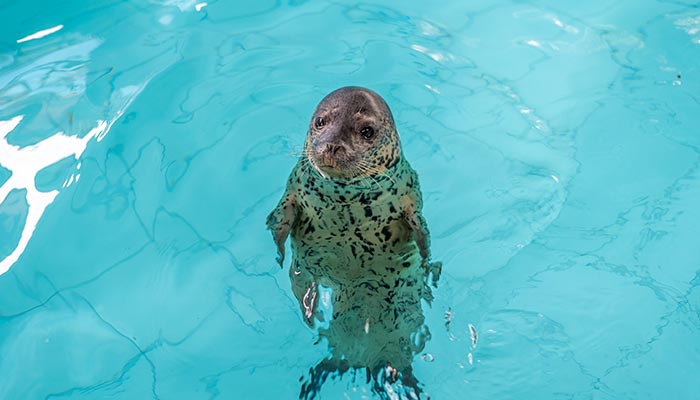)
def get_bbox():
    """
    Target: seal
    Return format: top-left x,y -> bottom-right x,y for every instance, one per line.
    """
266,87 -> 441,399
